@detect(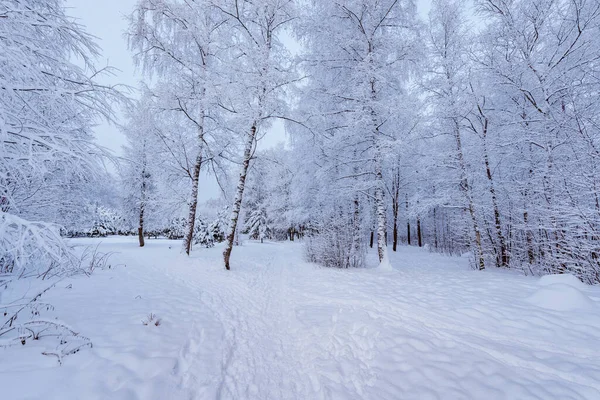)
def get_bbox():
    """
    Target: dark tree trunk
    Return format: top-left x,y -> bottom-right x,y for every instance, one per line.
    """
370,231 -> 374,248
417,217 -> 422,248
392,168 -> 400,252
353,195 -> 361,253
393,222 -> 398,252
406,195 -> 411,246
433,207 -> 438,250
138,227 -> 145,247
